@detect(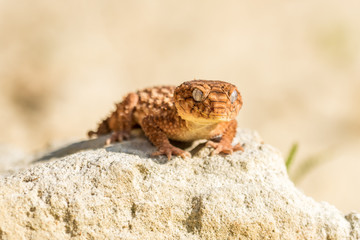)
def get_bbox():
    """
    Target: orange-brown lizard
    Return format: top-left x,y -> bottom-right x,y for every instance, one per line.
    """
88,80 -> 243,159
